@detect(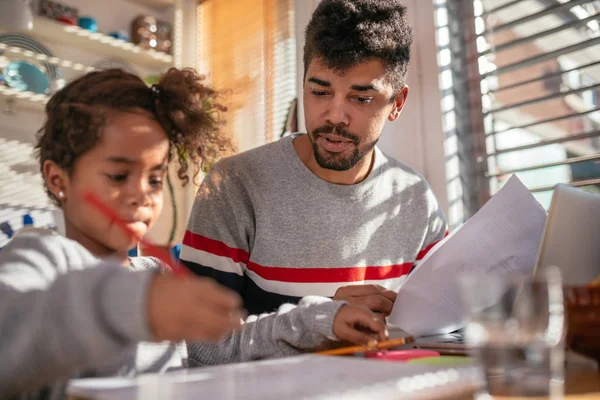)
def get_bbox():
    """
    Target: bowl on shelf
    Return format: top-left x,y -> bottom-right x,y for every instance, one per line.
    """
108,31 -> 129,41
77,16 -> 98,32
0,33 -> 62,86
3,61 -> 49,94
565,284 -> 600,365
